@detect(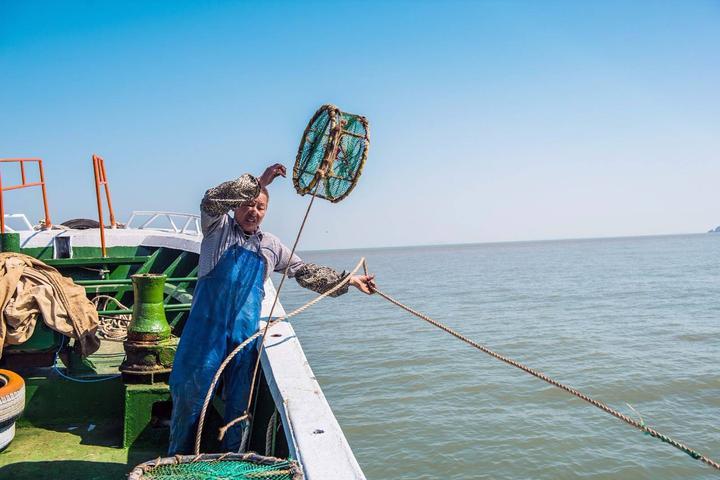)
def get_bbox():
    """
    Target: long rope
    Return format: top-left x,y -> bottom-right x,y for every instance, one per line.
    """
193,257 -> 365,455
371,286 -> 720,472
246,187 -> 319,424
